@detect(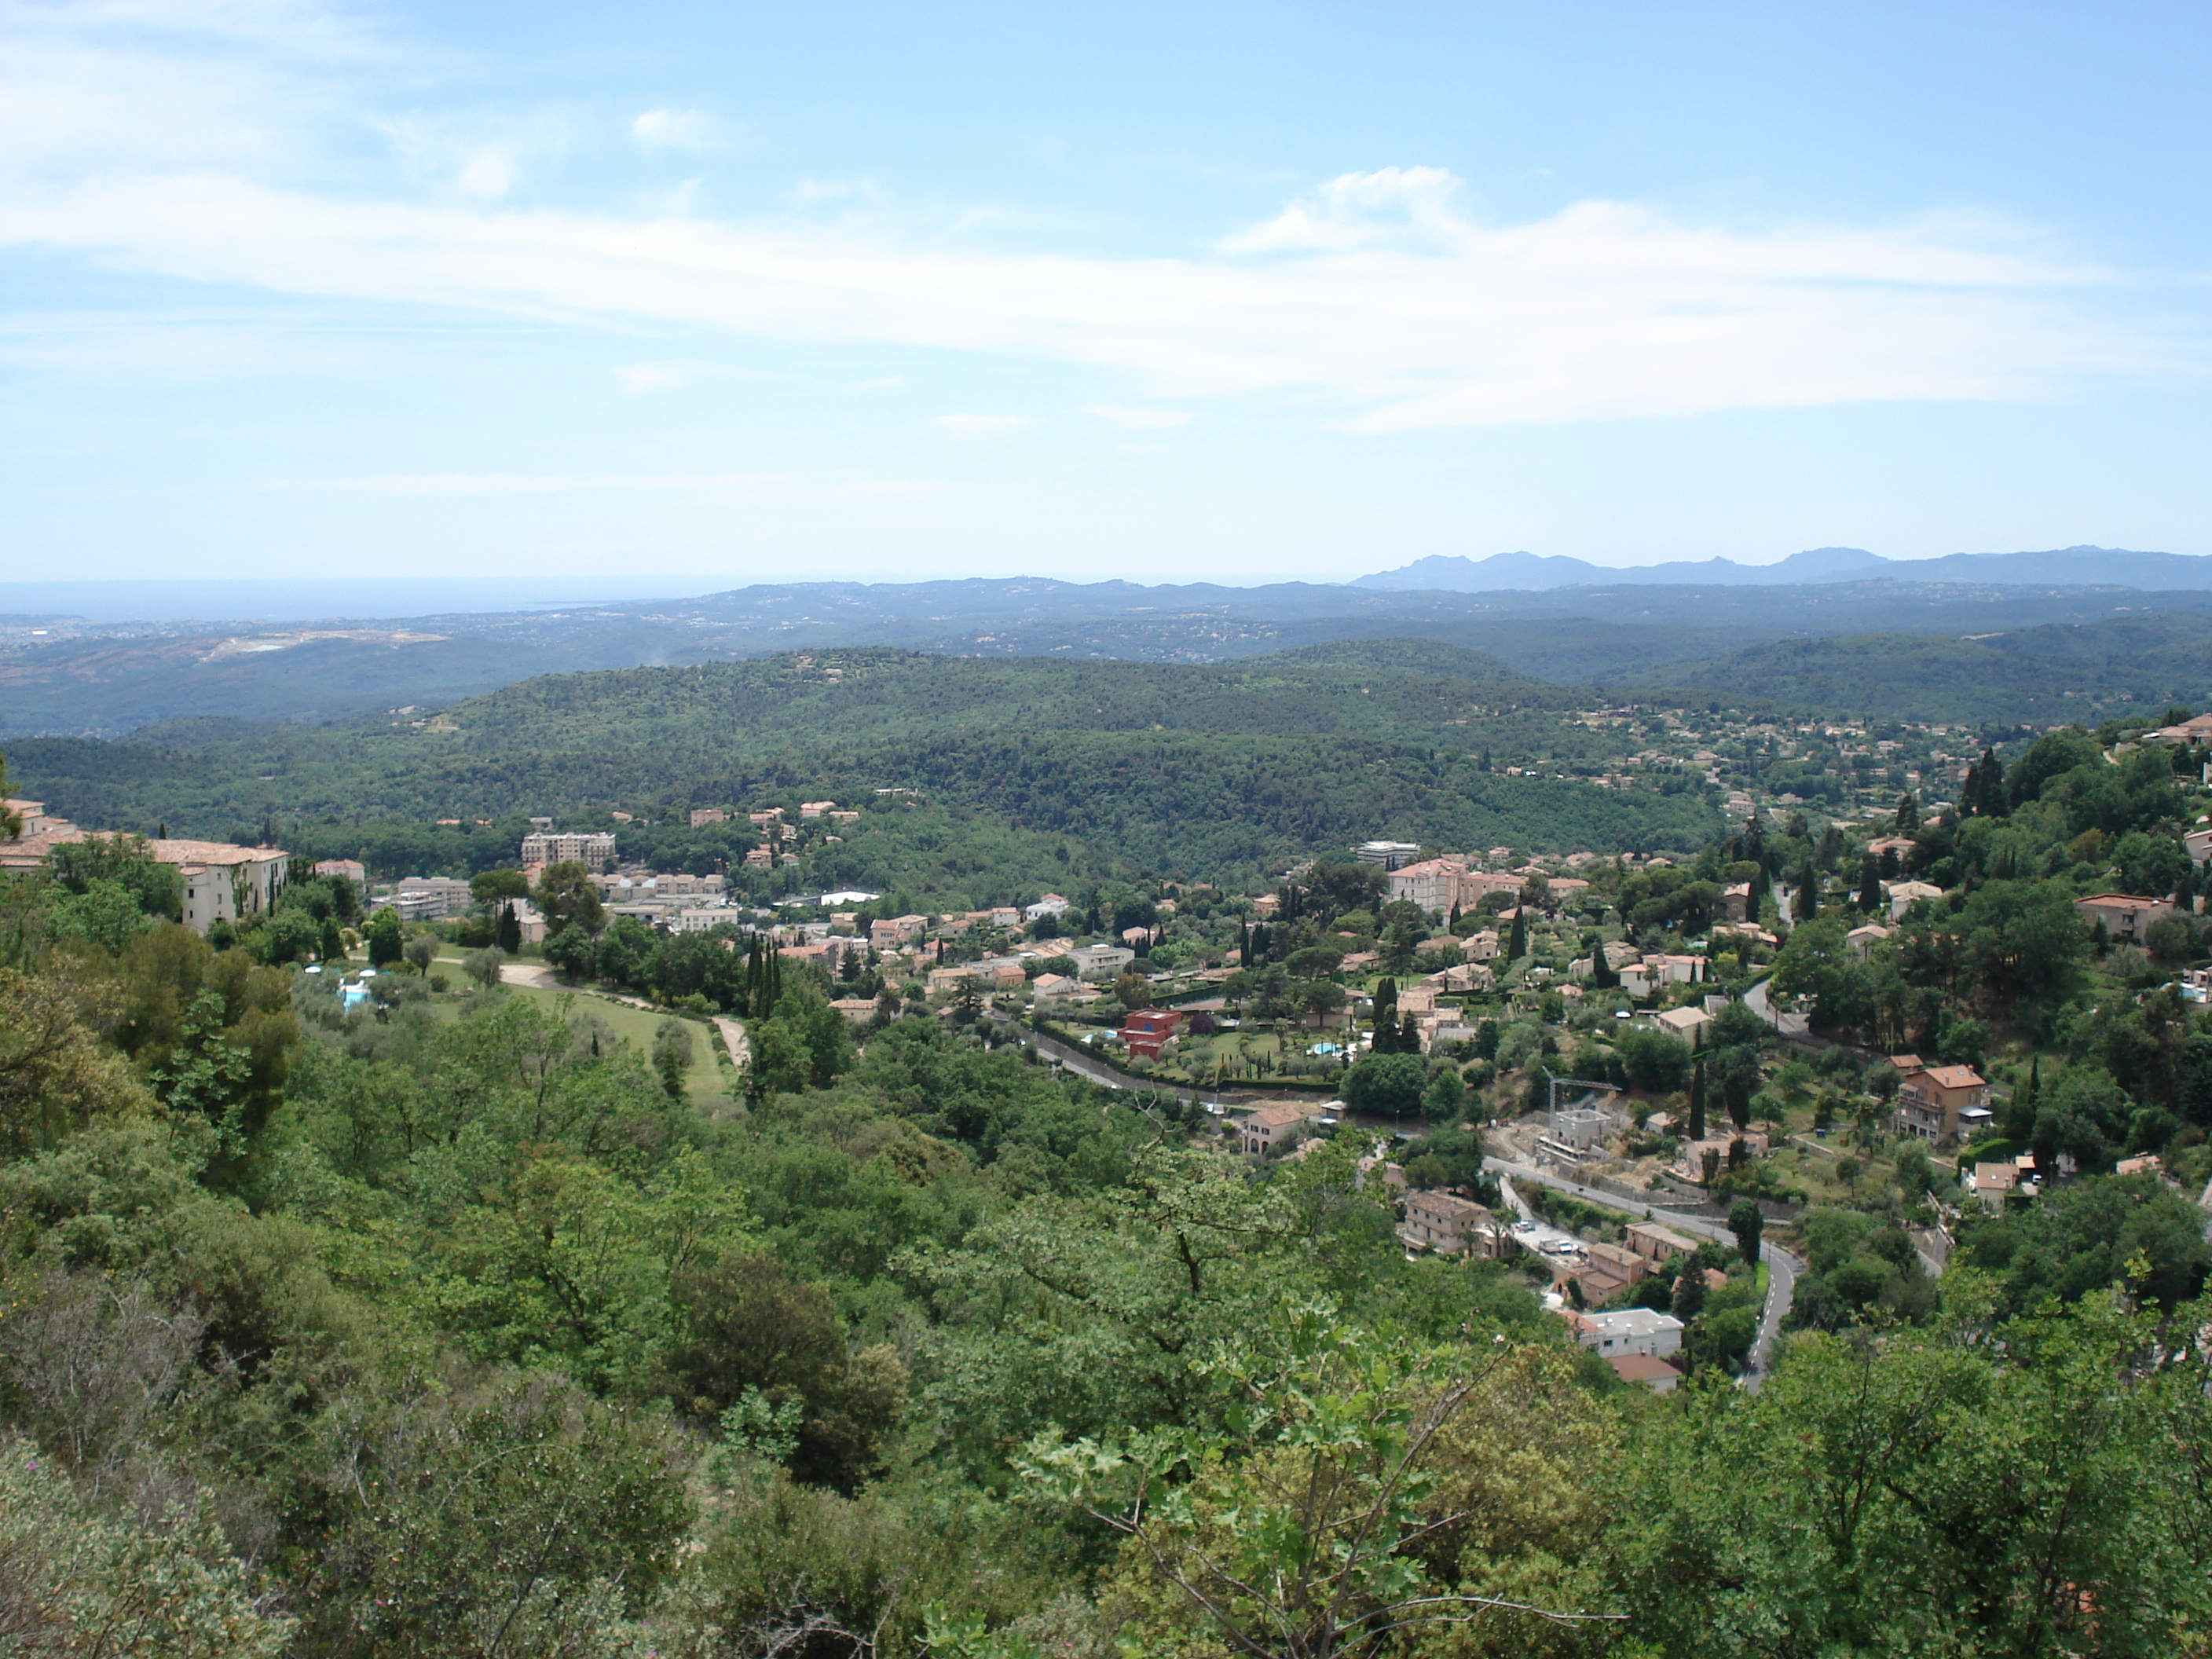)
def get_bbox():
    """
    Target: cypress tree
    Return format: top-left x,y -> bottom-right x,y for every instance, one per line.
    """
1507,909 -> 1527,961
1688,1057 -> 1706,1143
1796,863 -> 1819,921
1857,857 -> 1882,914
2005,1055 -> 2041,1139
